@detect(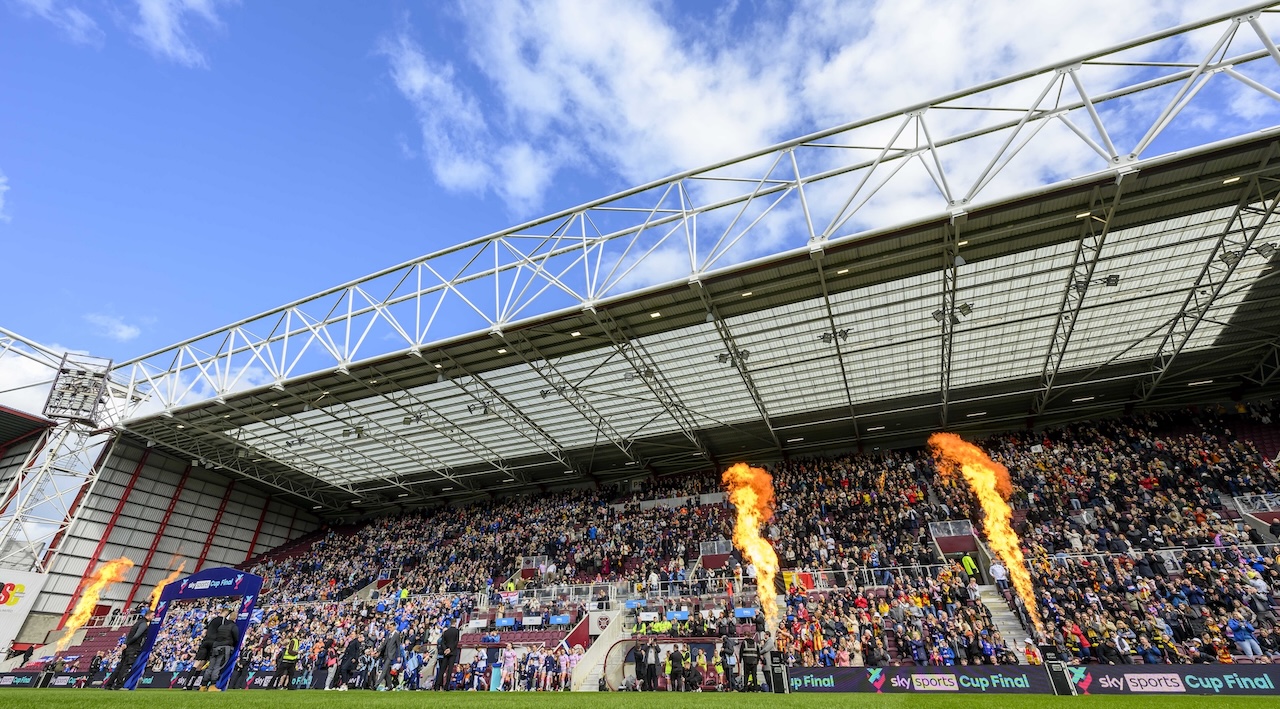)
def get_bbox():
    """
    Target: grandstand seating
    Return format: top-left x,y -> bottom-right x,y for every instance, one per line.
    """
36,400 -> 1280,677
